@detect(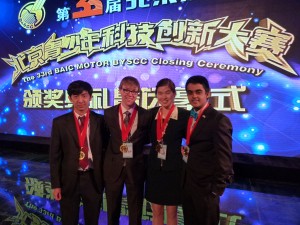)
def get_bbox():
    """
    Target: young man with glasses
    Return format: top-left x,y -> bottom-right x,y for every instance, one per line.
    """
103,76 -> 151,225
